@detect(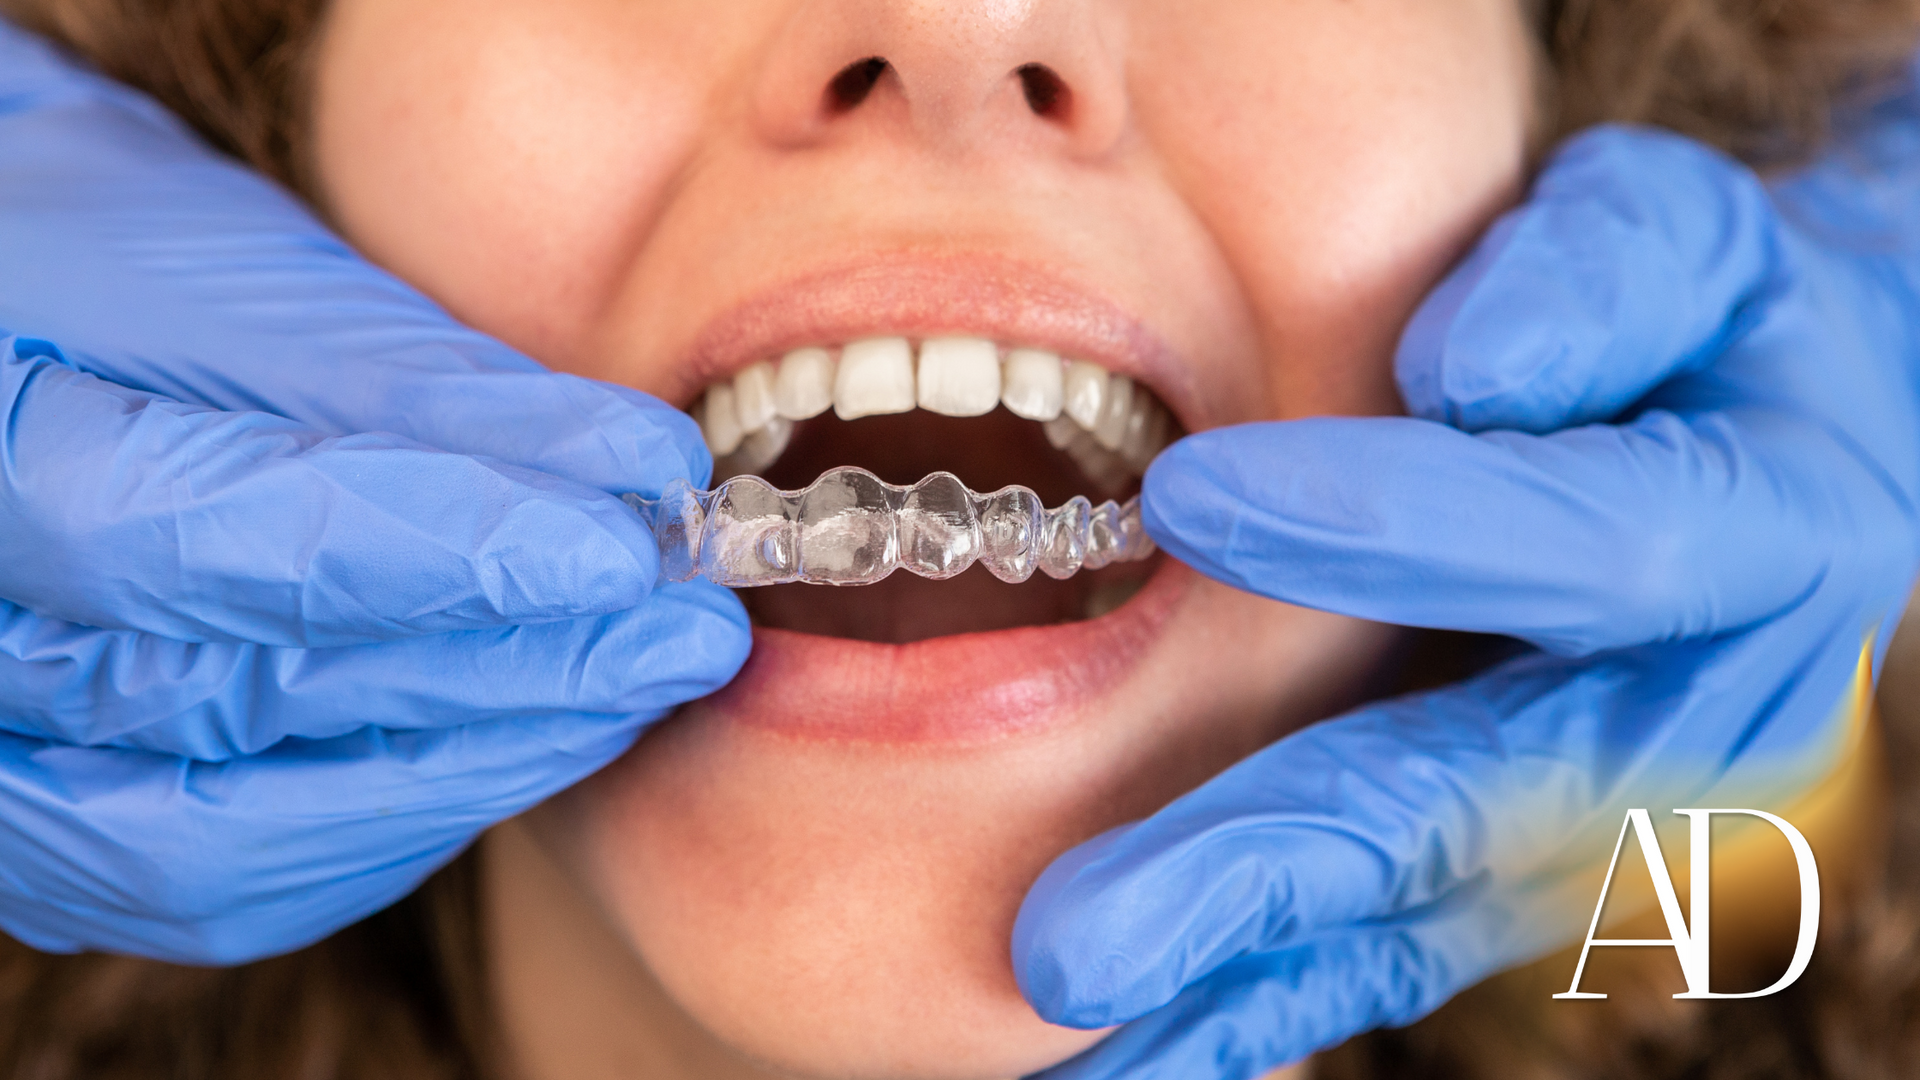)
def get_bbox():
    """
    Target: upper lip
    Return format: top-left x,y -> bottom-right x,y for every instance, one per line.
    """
671,251 -> 1202,430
